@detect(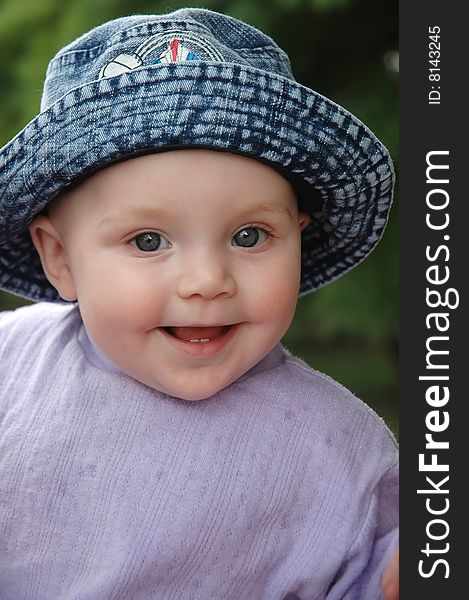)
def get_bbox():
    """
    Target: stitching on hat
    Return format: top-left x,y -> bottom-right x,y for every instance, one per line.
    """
48,20 -> 216,69
99,29 -> 225,79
